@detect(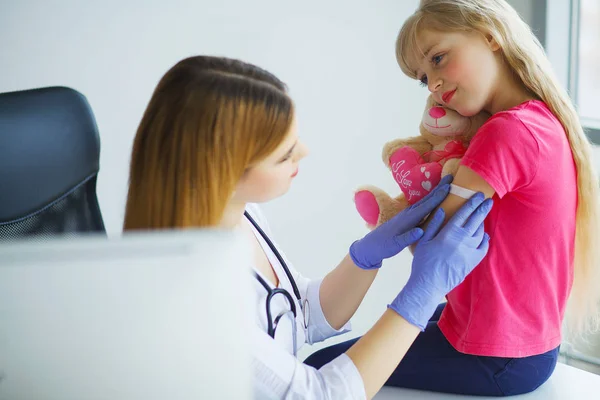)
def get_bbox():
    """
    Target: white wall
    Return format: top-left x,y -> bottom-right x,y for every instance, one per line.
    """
507,0 -> 535,25
0,0 -> 427,357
